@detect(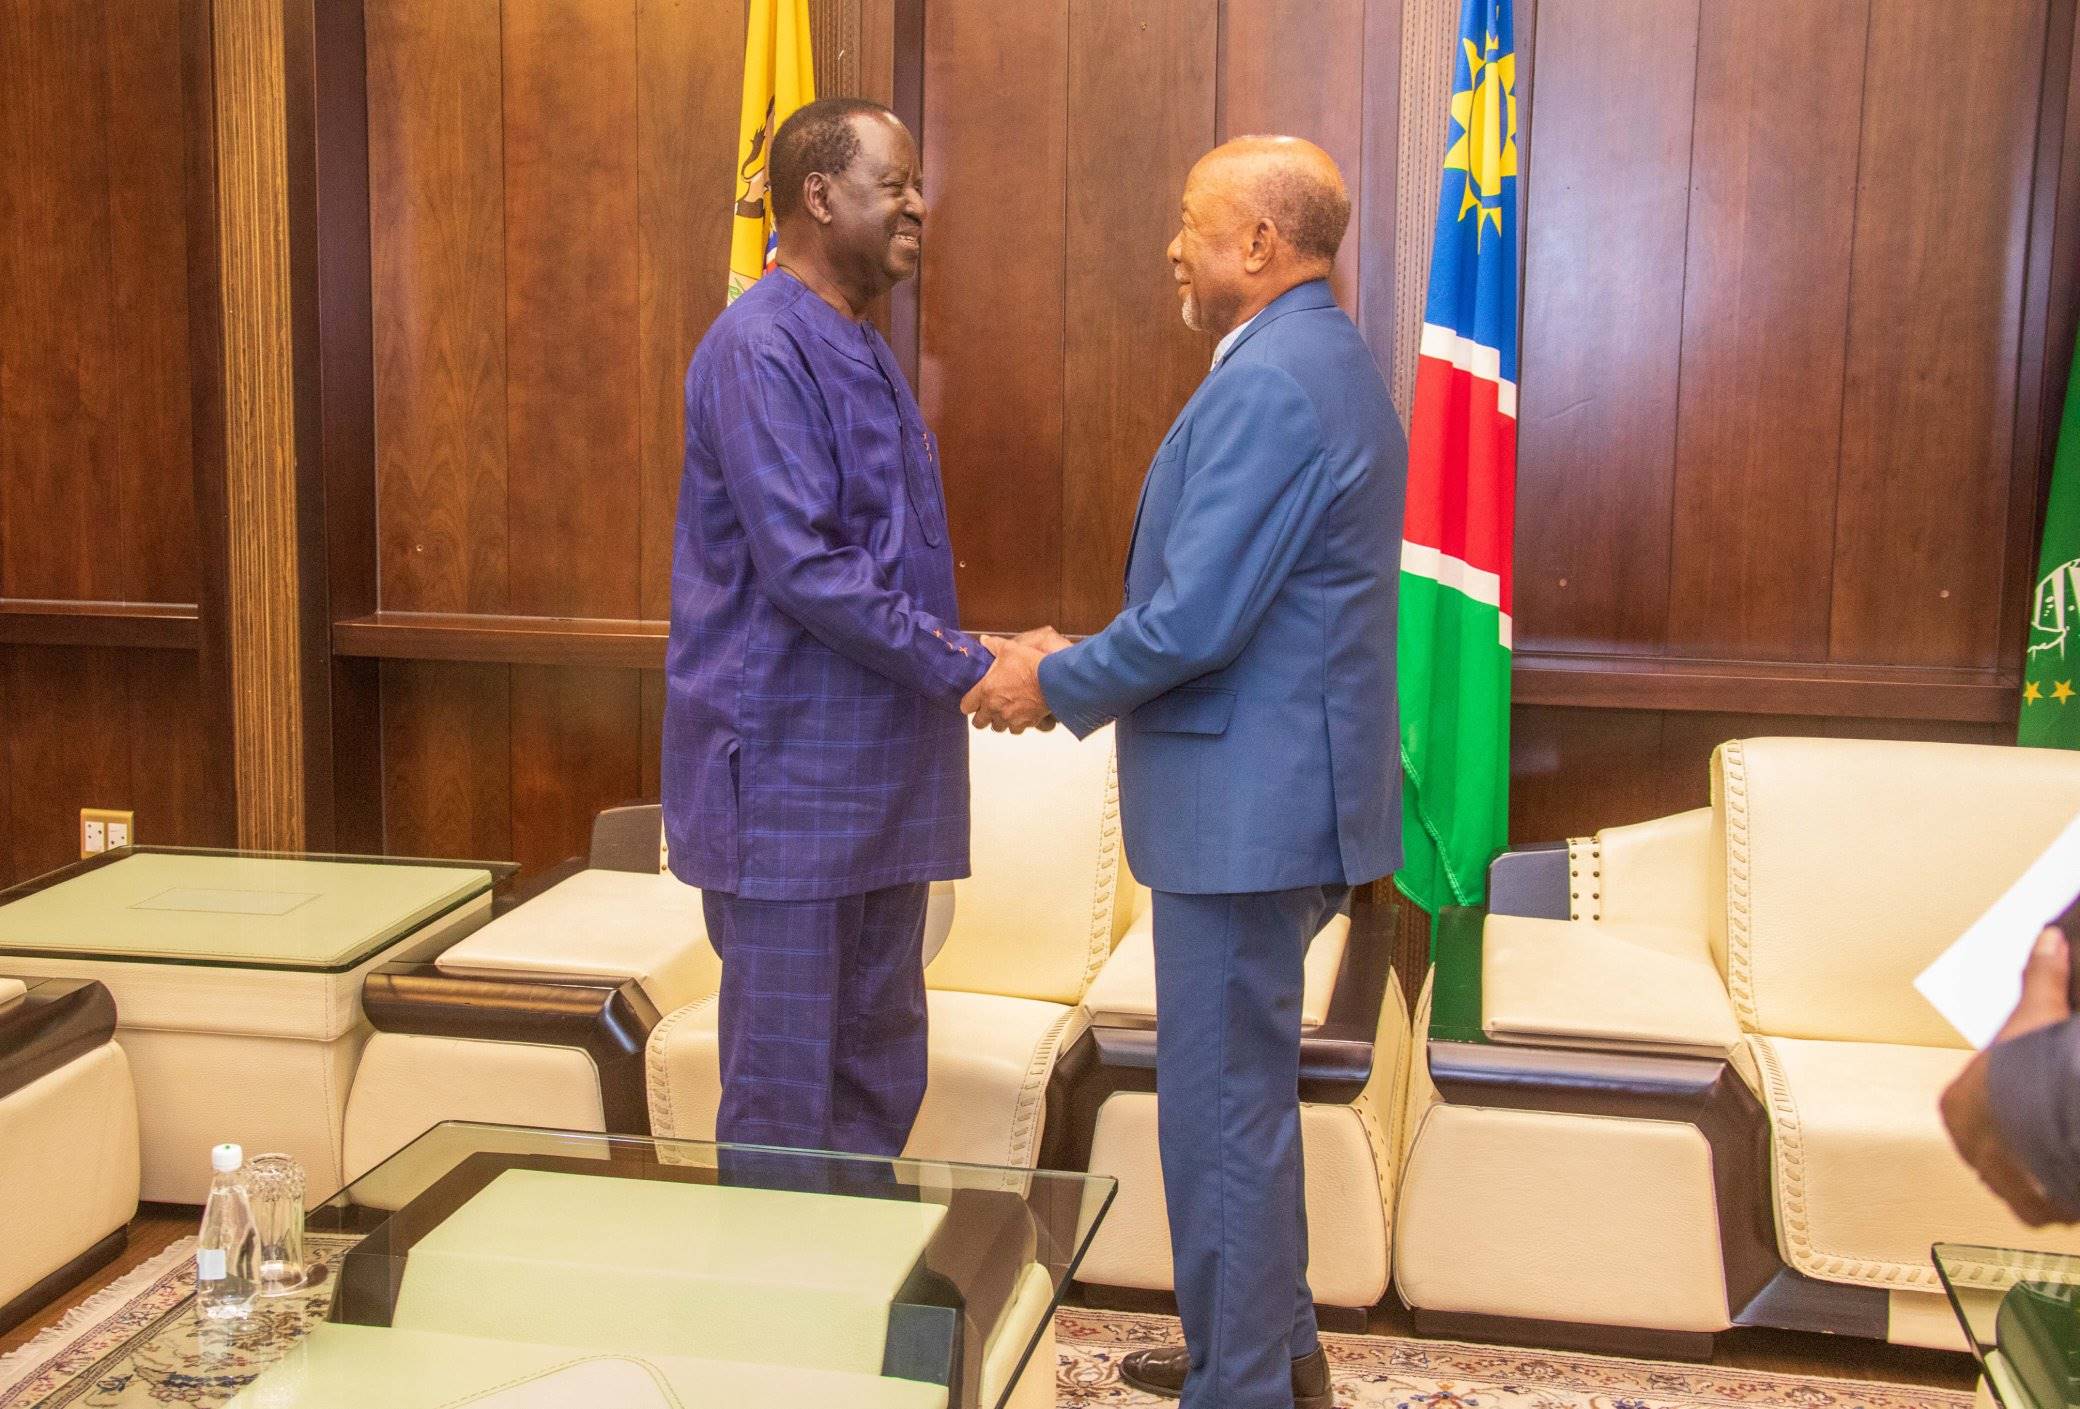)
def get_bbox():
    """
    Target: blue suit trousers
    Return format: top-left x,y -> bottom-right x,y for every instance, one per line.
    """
702,883 -> 930,1156
1154,884 -> 1348,1409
